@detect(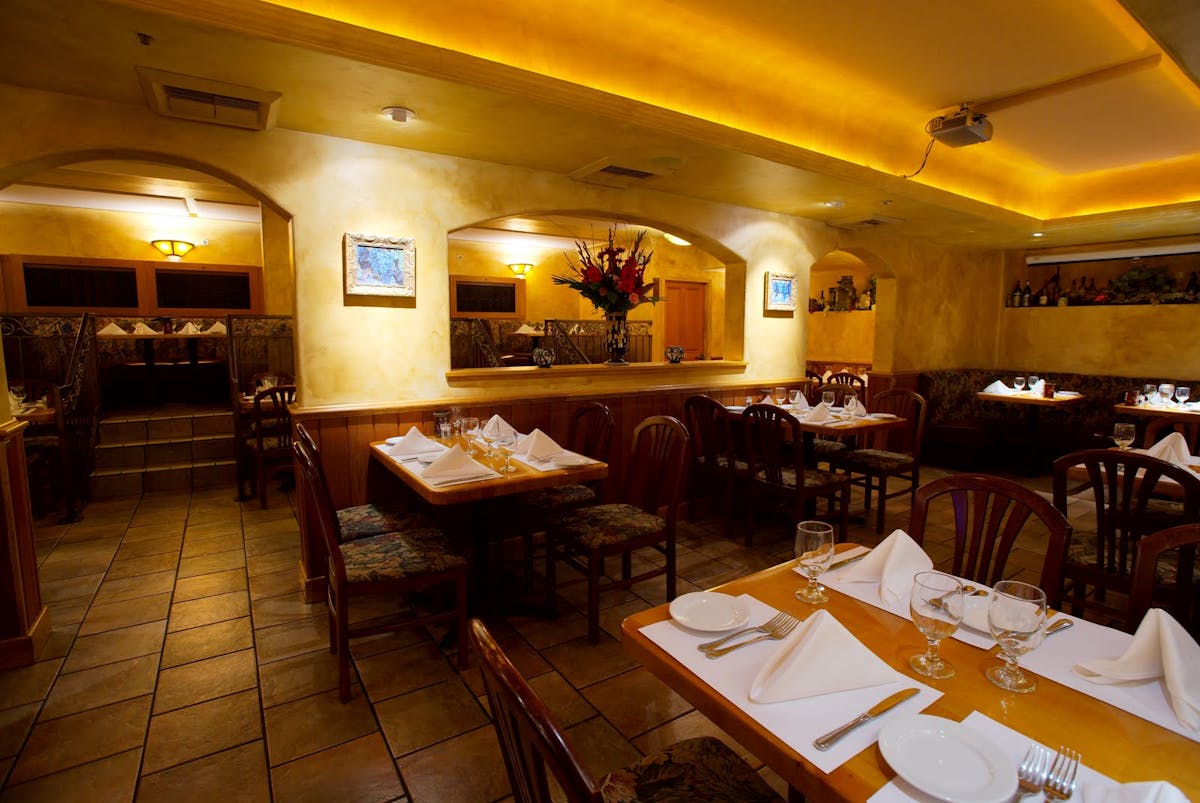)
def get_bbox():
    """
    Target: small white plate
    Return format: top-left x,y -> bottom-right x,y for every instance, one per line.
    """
868,412 -> 899,420
554,453 -> 590,467
879,714 -> 1016,803
1055,391 -> 1081,398
669,592 -> 749,632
